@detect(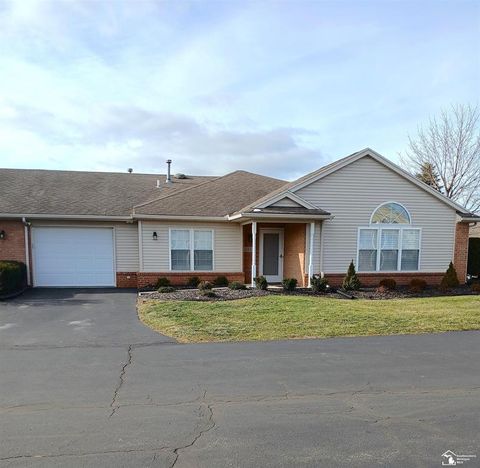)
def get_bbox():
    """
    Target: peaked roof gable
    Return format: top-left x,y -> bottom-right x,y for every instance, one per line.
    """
243,148 -> 476,217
